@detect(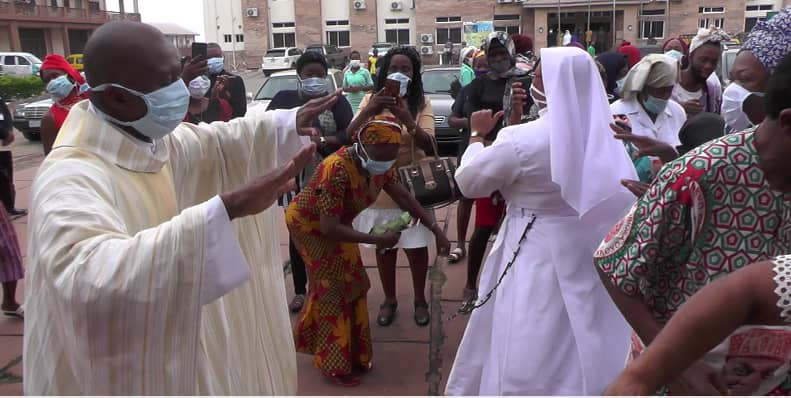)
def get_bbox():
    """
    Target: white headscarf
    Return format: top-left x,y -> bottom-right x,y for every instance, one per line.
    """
459,46 -> 477,65
689,27 -> 731,54
542,47 -> 637,217
620,53 -> 678,101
